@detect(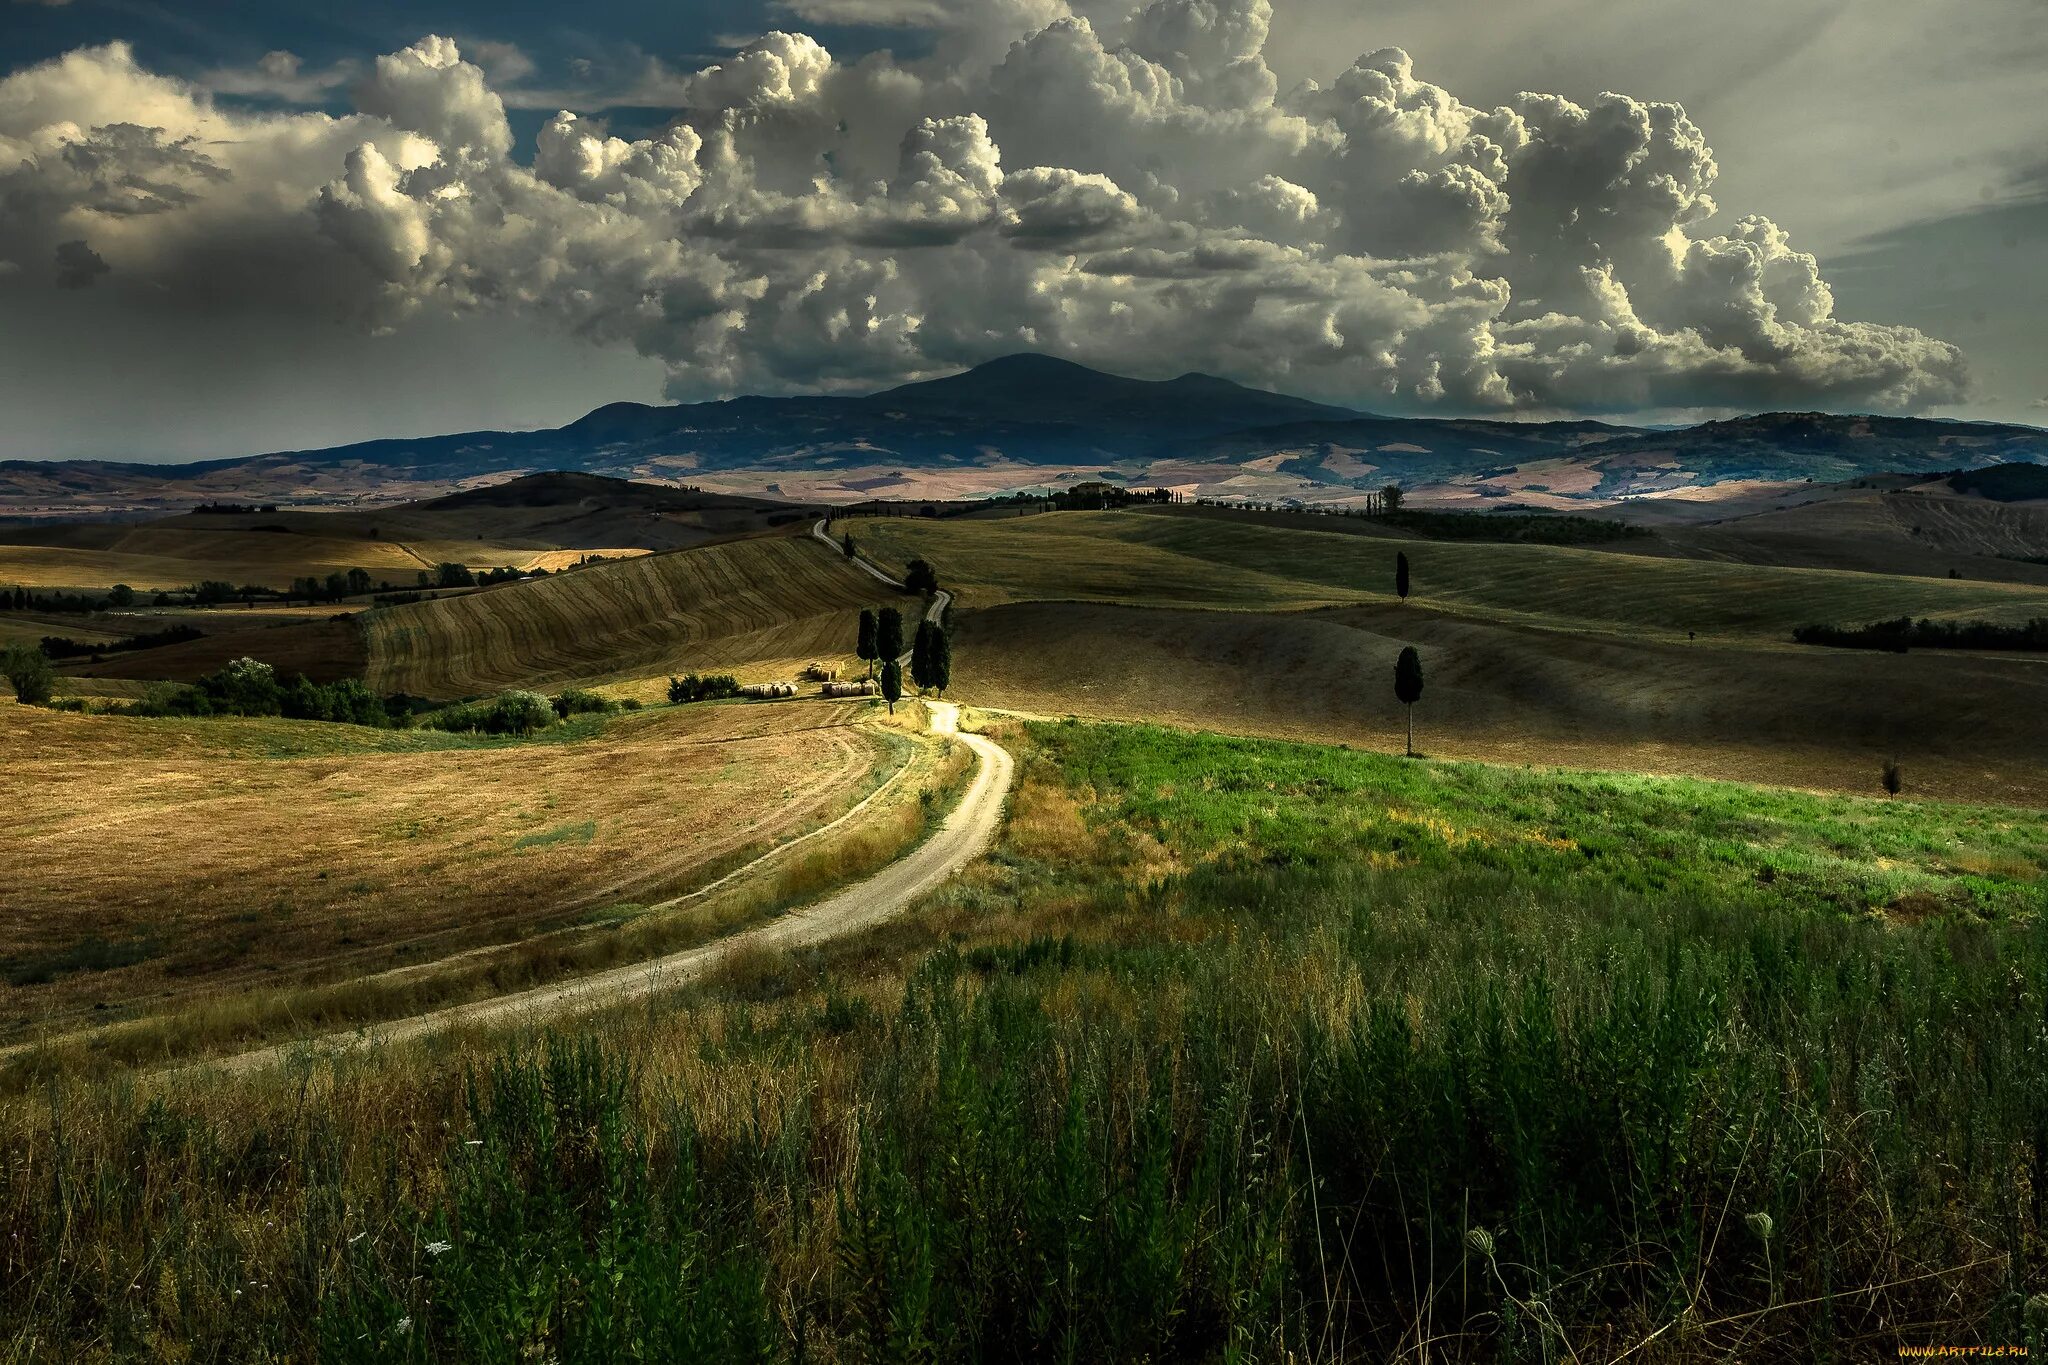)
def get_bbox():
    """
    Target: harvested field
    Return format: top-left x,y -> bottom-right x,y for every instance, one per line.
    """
0,698 -> 899,1028
363,535 -> 904,697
